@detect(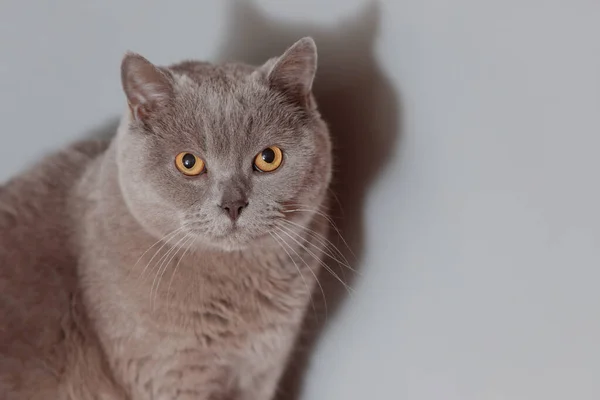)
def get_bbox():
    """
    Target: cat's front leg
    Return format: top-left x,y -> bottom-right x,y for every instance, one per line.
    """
236,370 -> 284,400
234,349 -> 293,400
